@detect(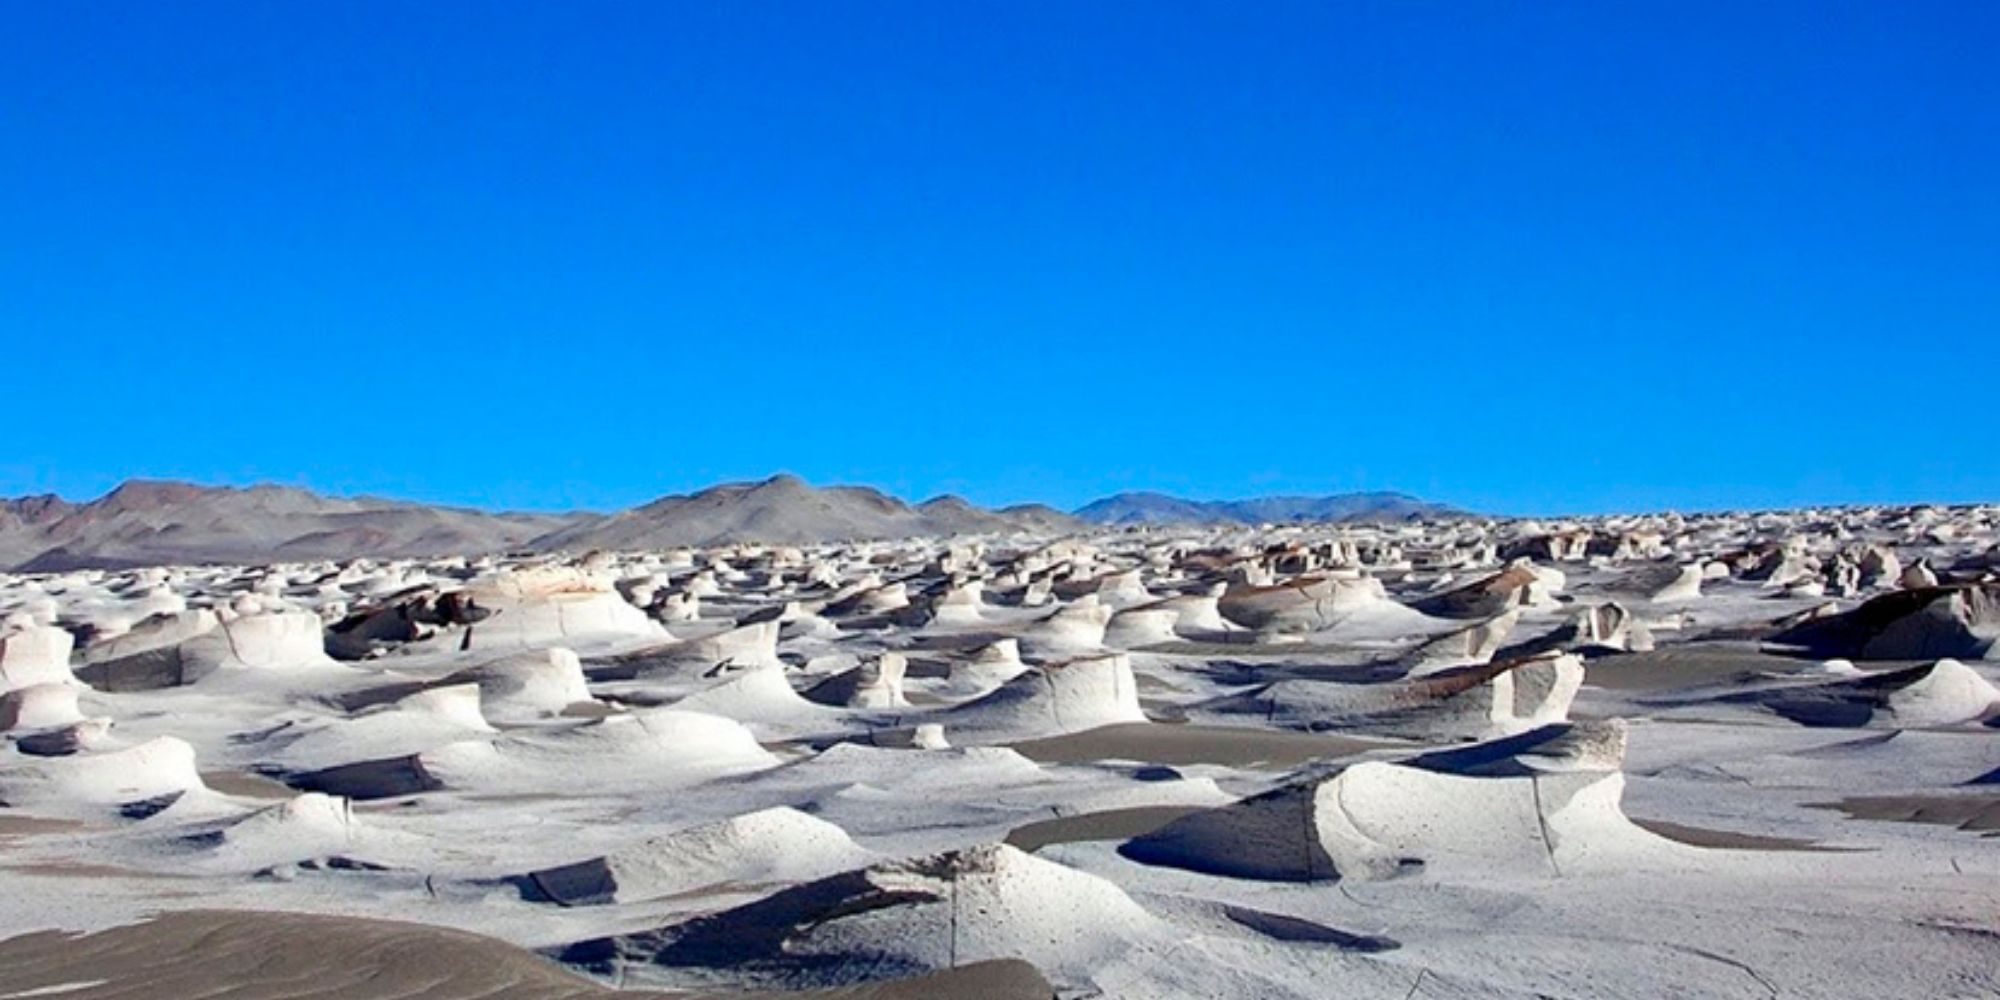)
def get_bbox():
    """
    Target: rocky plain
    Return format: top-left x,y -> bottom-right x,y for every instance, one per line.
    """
0,481 -> 1995,998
